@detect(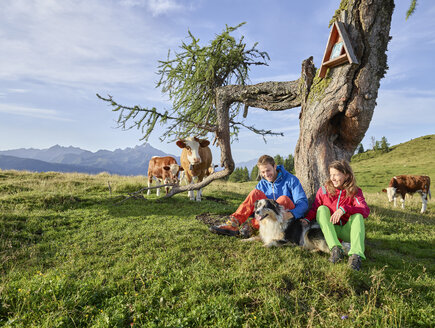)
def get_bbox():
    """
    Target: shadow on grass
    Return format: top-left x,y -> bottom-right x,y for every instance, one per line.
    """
364,204 -> 434,271
372,202 -> 433,222
104,190 -> 243,219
